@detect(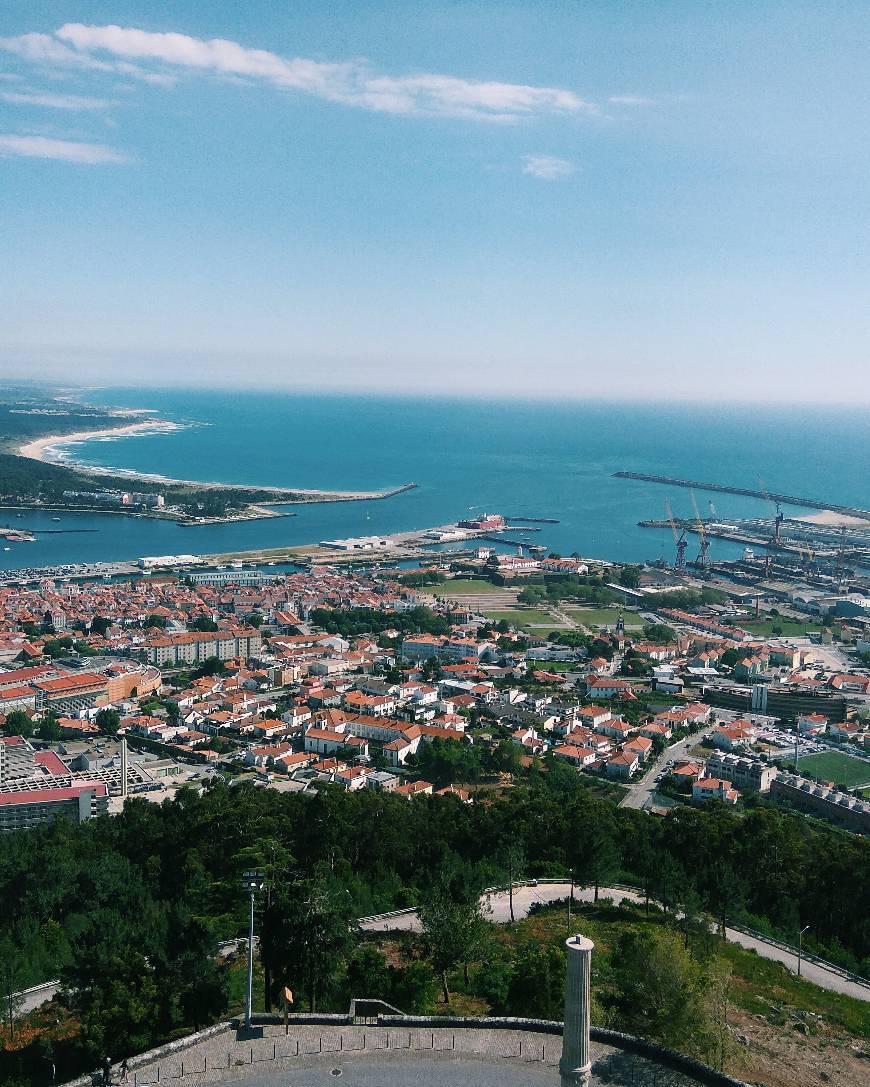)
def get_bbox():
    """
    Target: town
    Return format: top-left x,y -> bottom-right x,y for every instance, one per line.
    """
2,515 -> 868,835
